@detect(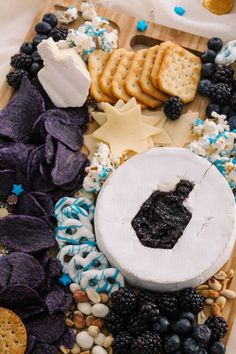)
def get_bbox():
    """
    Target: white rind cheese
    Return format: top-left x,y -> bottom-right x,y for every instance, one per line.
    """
95,148 -> 236,291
